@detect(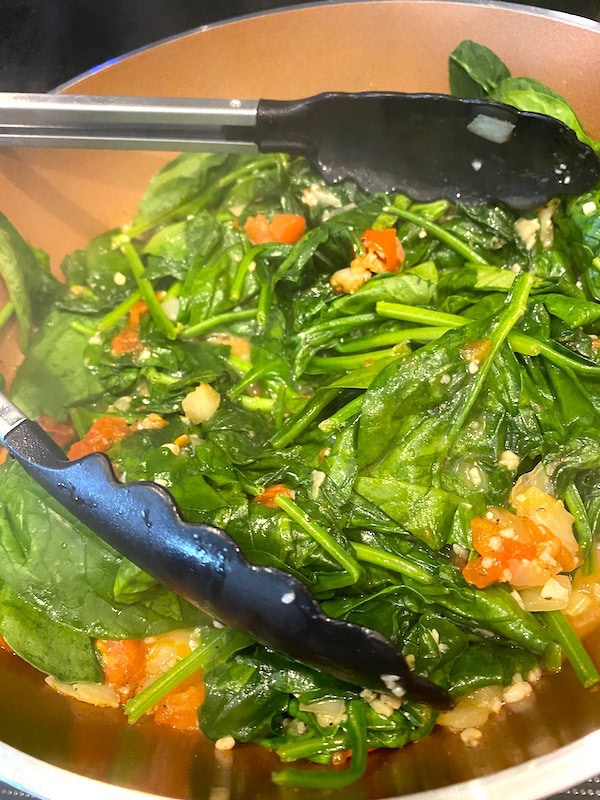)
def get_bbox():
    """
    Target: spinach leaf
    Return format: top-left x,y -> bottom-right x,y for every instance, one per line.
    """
491,78 -> 599,155
200,653 -> 290,741
0,460 -> 202,639
330,263 -> 437,315
449,40 -> 511,98
134,153 -> 232,227
60,230 -> 133,313
0,213 -> 57,348
0,586 -> 101,683
10,310 -> 103,420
